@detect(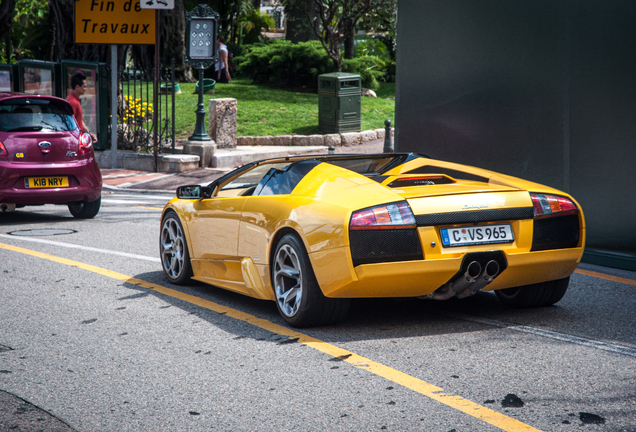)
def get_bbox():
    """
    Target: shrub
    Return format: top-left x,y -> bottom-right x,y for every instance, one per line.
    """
354,37 -> 390,60
342,57 -> 385,91
235,40 -> 331,88
235,40 -> 385,90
